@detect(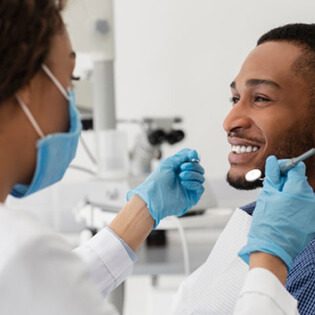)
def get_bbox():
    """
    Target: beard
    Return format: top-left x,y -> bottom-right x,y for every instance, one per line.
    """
227,172 -> 263,190
226,123 -> 314,190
